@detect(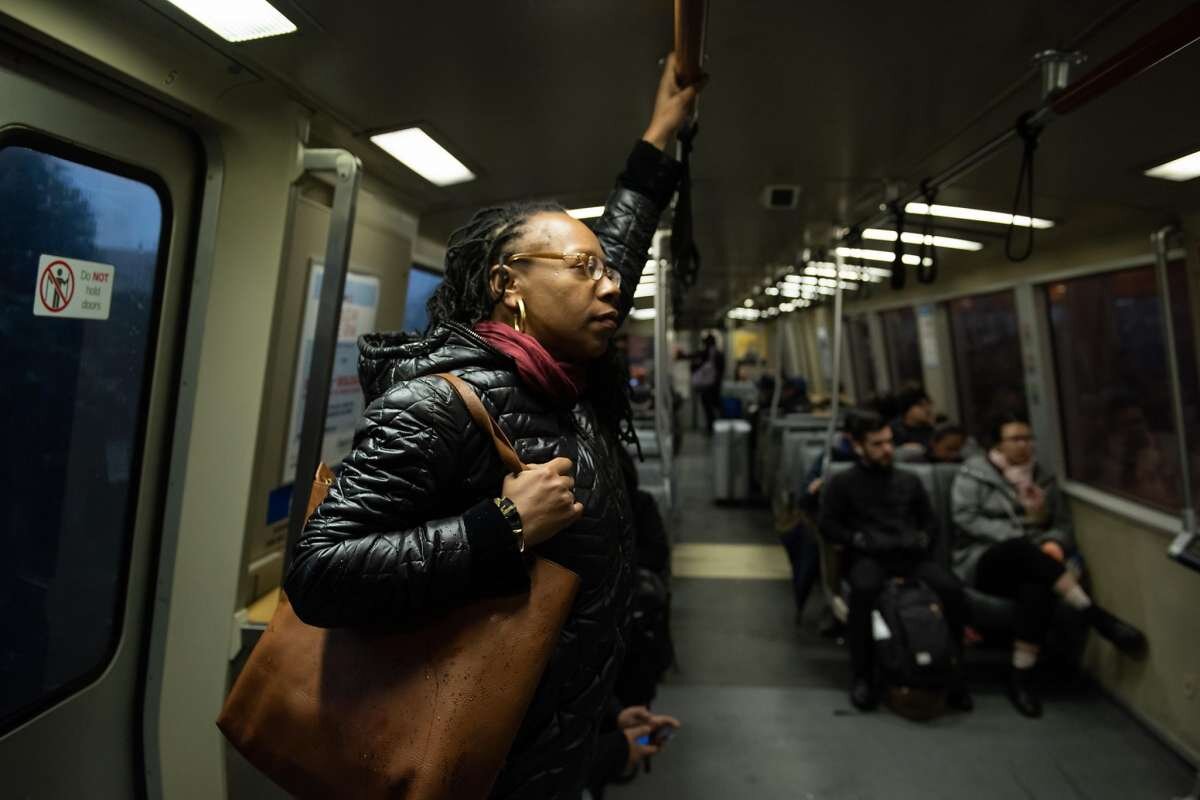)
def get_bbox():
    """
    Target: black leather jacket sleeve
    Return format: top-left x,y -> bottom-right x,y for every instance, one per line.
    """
284,376 -> 526,628
596,140 -> 682,323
